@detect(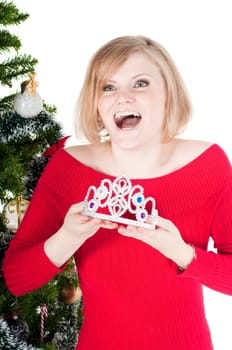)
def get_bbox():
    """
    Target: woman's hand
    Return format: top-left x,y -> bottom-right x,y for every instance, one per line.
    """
62,202 -> 118,245
44,202 -> 117,267
118,215 -> 195,269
